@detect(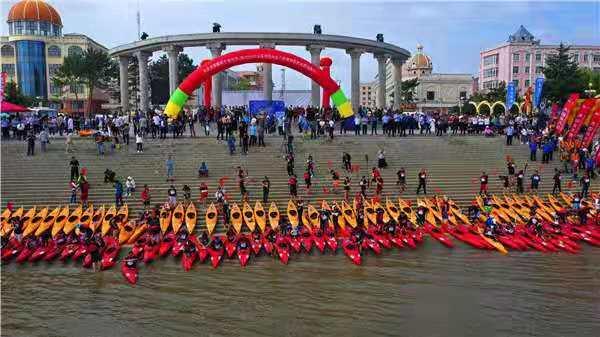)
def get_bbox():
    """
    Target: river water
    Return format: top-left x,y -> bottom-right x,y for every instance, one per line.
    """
2,241 -> 600,337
